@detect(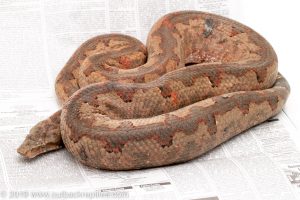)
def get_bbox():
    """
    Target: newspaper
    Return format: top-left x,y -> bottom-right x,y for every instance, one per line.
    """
0,0 -> 299,199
